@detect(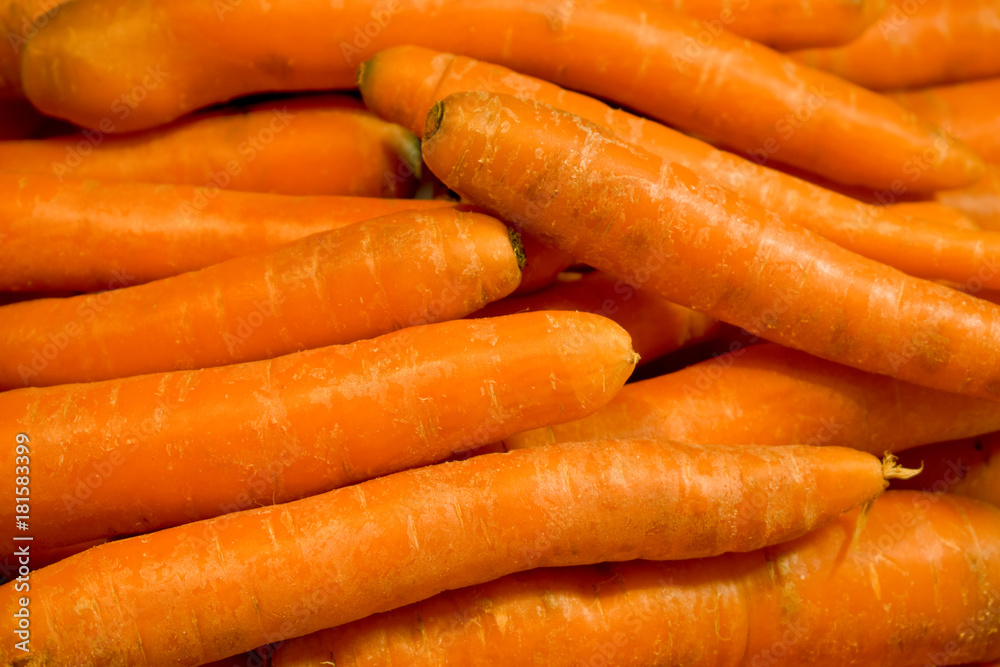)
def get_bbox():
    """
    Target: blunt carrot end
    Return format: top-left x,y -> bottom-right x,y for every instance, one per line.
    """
508,228 -> 527,270
881,452 -> 923,481
425,100 -> 445,140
